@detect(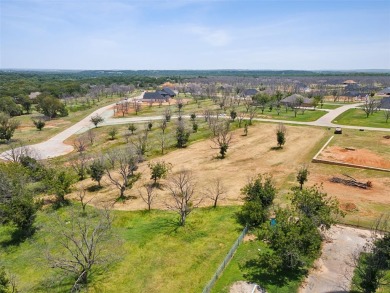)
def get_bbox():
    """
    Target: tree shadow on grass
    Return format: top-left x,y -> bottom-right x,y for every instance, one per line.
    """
0,227 -> 37,248
242,258 -> 306,288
